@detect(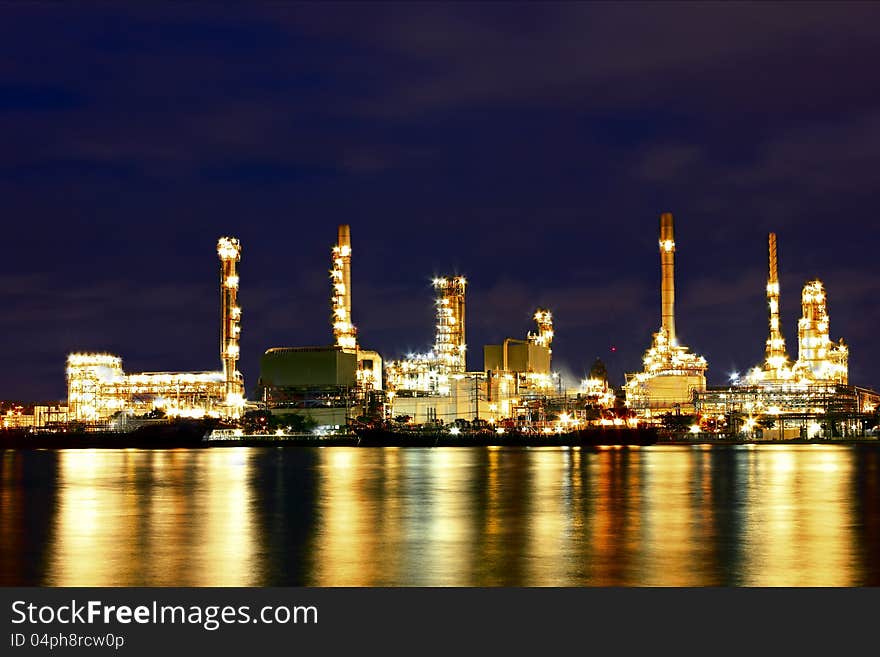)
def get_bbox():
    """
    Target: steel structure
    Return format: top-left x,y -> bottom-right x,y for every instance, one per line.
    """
433,276 -> 467,374
695,383 -> 878,438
